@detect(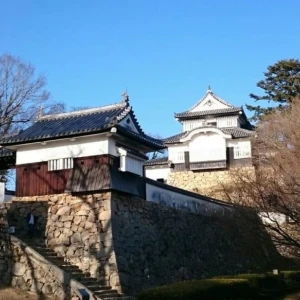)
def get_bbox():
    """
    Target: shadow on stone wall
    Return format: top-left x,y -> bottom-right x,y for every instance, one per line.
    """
110,191 -> 295,296
7,201 -> 49,240
0,198 -> 106,299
